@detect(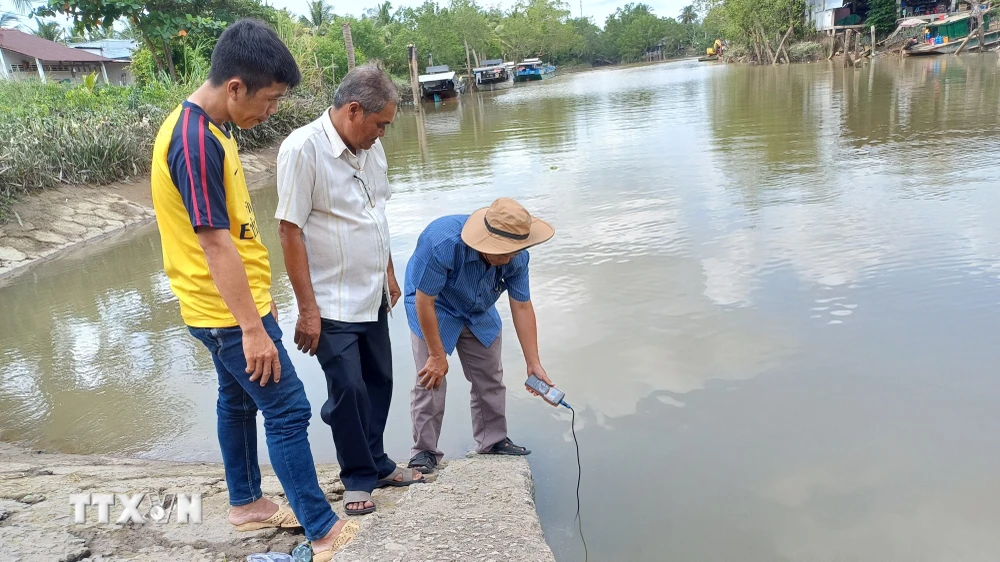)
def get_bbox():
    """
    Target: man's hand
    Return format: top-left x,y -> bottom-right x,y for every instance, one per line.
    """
418,353 -> 449,390
294,307 -> 322,356
527,363 -> 557,406
244,325 -> 281,386
388,273 -> 401,309
270,301 -> 278,322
